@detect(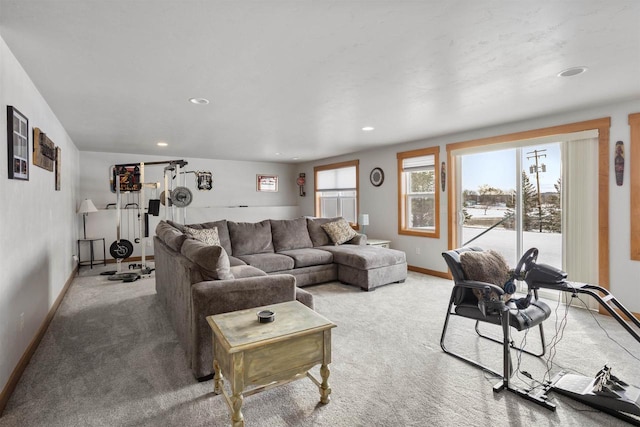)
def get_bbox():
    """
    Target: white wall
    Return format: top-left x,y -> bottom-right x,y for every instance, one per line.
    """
79,151 -> 304,259
299,99 -> 640,313
0,36 -> 80,393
